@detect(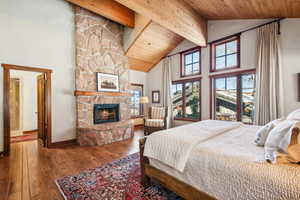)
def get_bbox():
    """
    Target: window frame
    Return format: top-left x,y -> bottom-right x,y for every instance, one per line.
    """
209,69 -> 256,124
130,83 -> 144,118
172,77 -> 202,122
180,47 -> 201,77
210,35 -> 241,72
